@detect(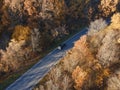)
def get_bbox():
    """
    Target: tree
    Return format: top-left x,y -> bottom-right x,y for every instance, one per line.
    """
31,28 -> 42,52
12,25 -> 30,41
